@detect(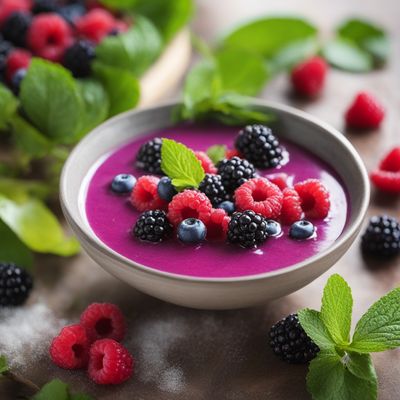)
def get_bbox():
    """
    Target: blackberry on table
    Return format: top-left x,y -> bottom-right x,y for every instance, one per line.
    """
269,313 -> 319,364
134,210 -> 172,242
0,262 -> 33,307
63,40 -> 95,77
136,137 -> 163,175
217,156 -> 255,193
361,215 -> 400,257
227,210 -> 268,248
235,124 -> 284,169
199,174 -> 227,207
2,12 -> 32,47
